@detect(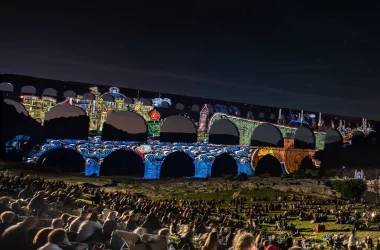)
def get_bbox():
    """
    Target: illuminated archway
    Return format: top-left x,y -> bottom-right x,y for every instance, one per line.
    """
100,150 -> 145,176
299,156 -> 314,171
44,105 -> 88,139
324,128 -> 343,150
63,90 -> 76,98
43,88 -> 57,97
38,148 -> 85,173
0,82 -> 14,92
208,119 -> 239,145
255,154 -> 282,177
160,115 -> 197,143
102,111 -> 147,141
211,153 -> 238,177
294,127 -> 316,149
160,151 -> 194,178
21,85 -> 36,94
82,93 -> 95,100
251,123 -> 284,147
